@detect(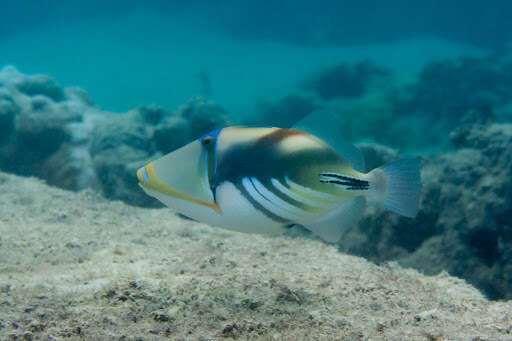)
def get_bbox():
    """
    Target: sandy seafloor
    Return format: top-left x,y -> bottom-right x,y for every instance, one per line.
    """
0,171 -> 510,341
